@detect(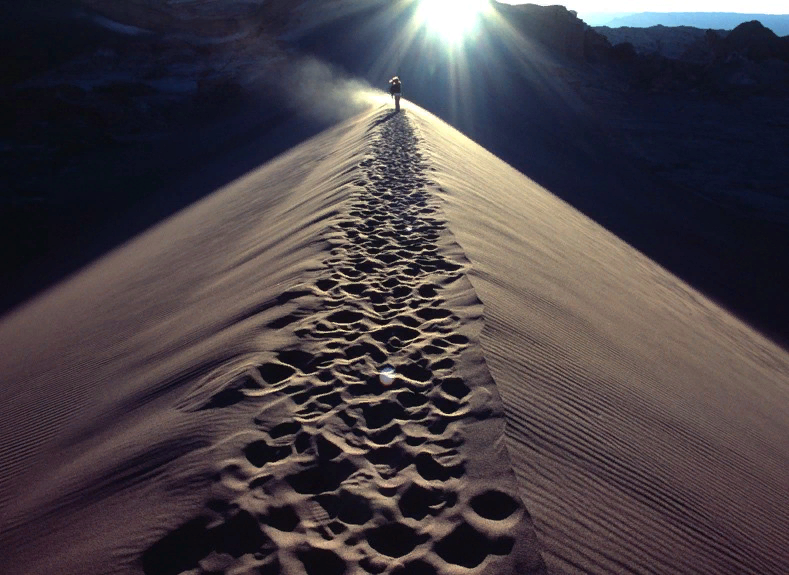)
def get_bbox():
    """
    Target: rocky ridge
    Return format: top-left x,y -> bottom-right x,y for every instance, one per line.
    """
496,3 -> 610,61
596,20 -> 789,65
